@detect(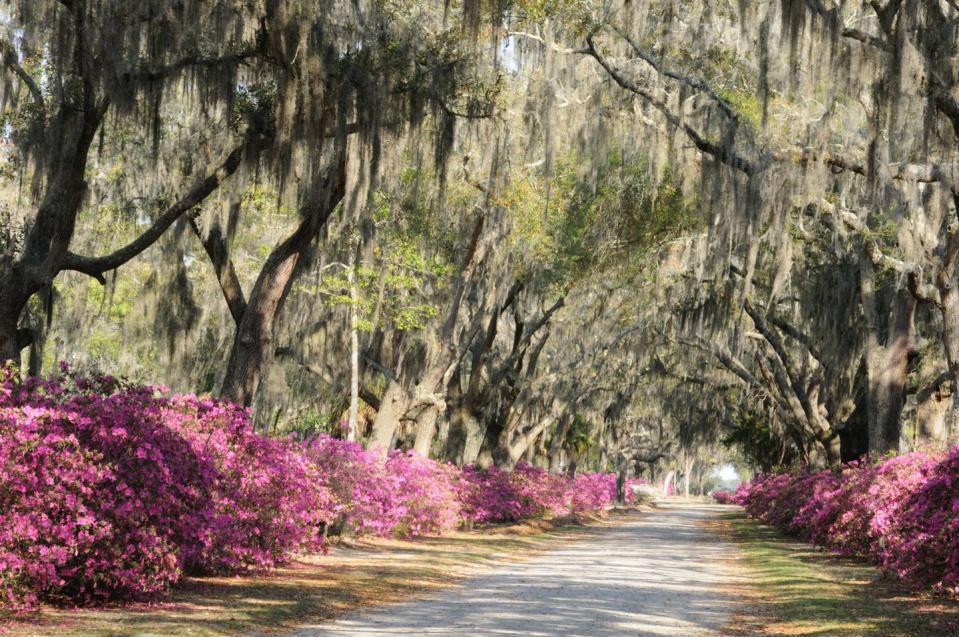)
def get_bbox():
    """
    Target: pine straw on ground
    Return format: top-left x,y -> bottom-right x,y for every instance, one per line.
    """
1,506 -> 651,637
710,509 -> 959,637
